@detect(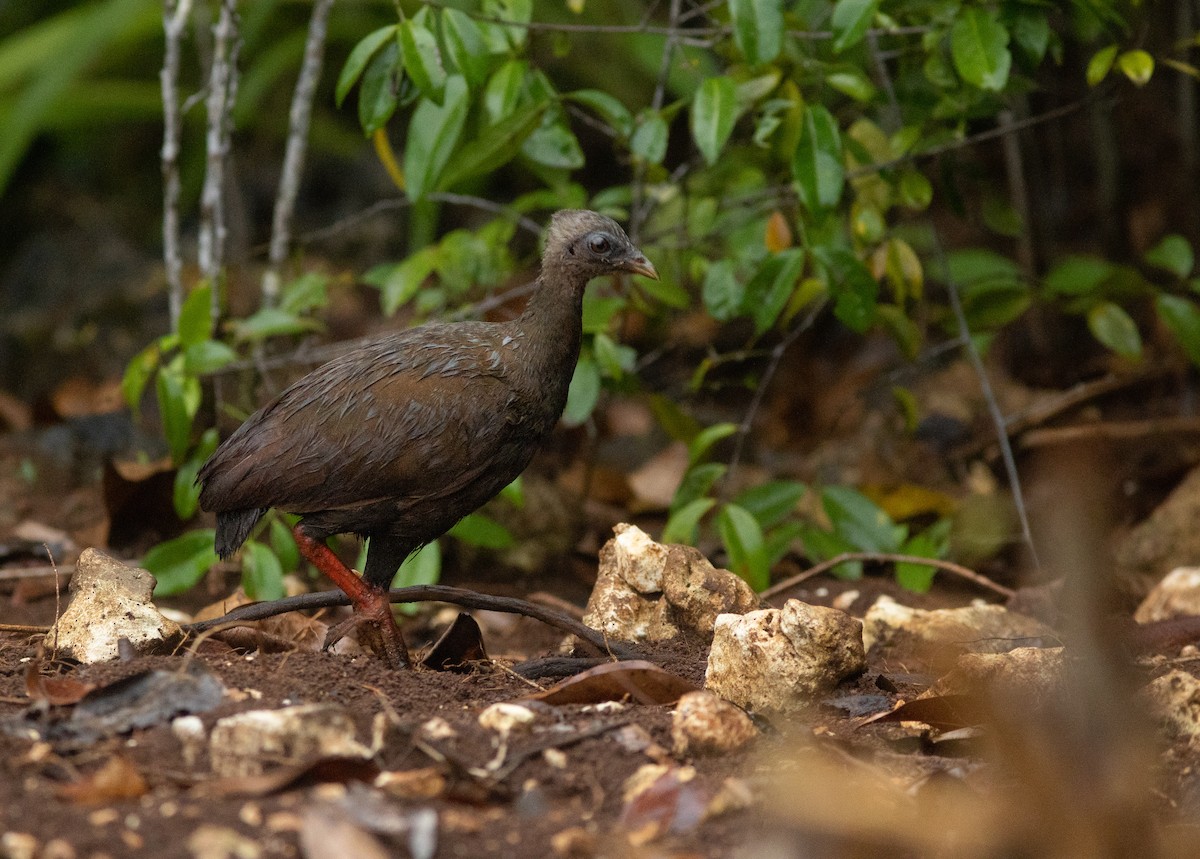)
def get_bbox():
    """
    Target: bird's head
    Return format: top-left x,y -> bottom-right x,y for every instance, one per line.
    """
543,210 -> 658,283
